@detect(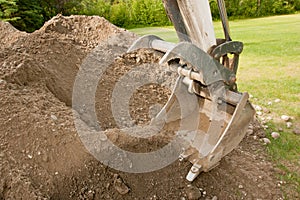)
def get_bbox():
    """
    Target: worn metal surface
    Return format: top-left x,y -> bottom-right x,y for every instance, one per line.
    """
211,41 -> 243,60
211,41 -> 243,74
217,0 -> 231,41
162,0 -> 191,42
128,38 -> 236,87
163,0 -> 216,51
160,42 -> 236,86
127,0 -> 255,182
127,35 -> 175,53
